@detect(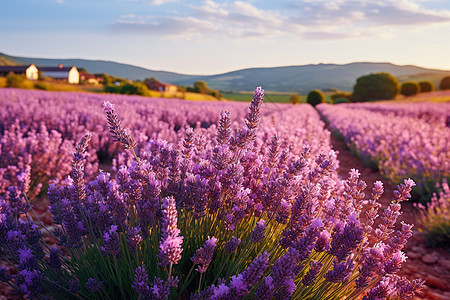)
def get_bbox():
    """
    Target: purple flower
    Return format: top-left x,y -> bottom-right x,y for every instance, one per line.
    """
362,276 -> 393,300
384,250 -> 406,274
132,265 -> 150,298
86,277 -> 103,293
151,277 -> 170,300
103,101 -> 136,149
68,279 -> 80,293
330,215 -> 364,261
272,247 -> 301,289
126,226 -> 142,253
158,196 -> 183,266
18,246 -> 35,270
395,276 -> 425,300
16,268 -> 43,297
242,251 -> 269,287
250,219 -> 266,243
315,229 -> 331,252
49,247 -> 61,271
302,260 -> 322,286
213,283 -> 230,299
217,110 -> 231,145
325,258 -> 355,283
356,245 -> 385,288
100,225 -> 121,257
191,236 -> 218,274
158,235 -> 184,266
254,276 -> 275,300
224,236 -> 241,255
0,266 -> 11,282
